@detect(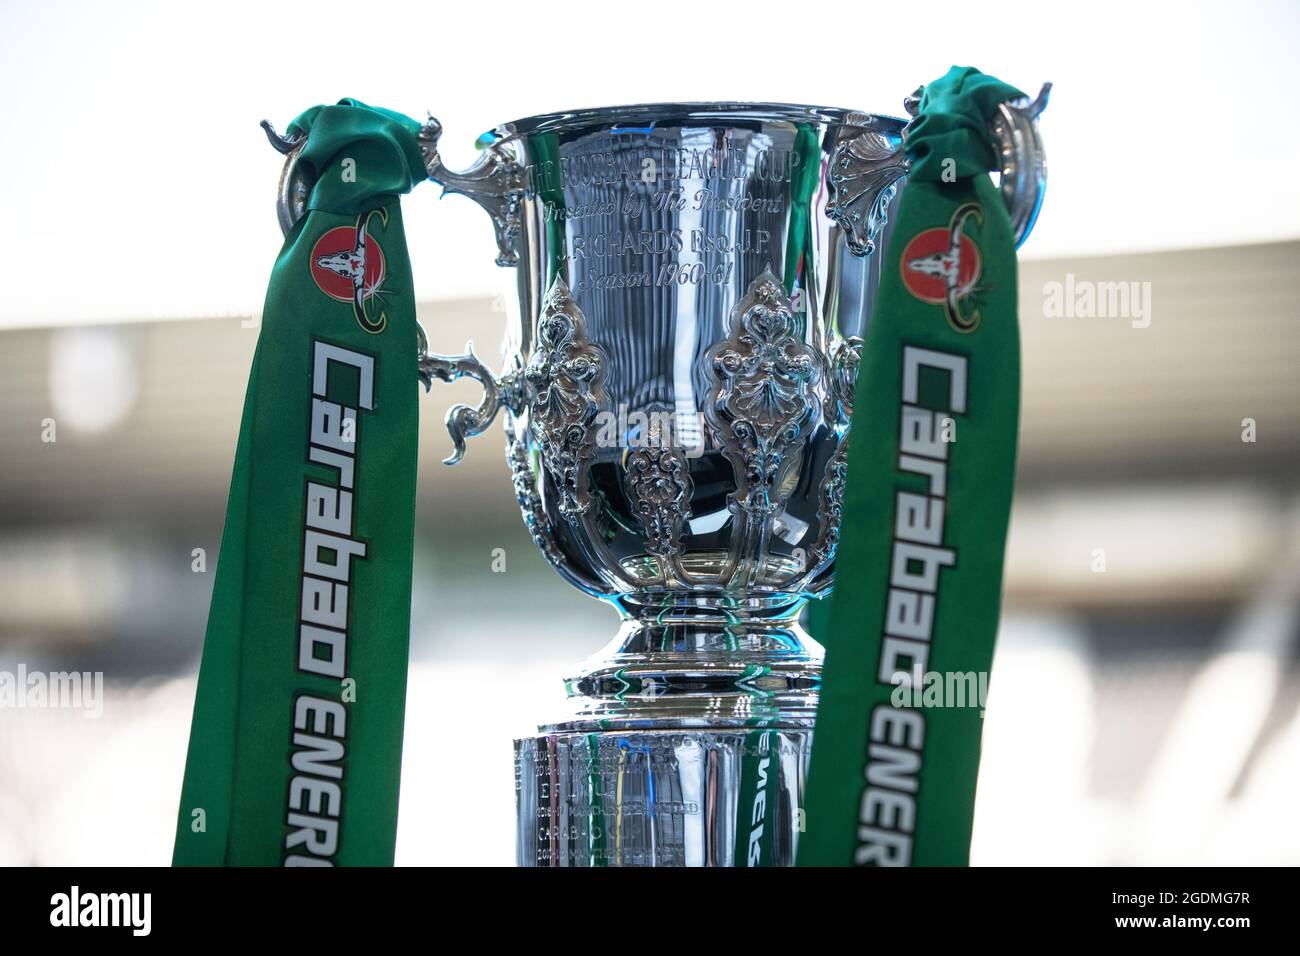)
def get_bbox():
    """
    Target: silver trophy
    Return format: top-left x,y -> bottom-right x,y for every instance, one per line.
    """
270,88 -> 1048,866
